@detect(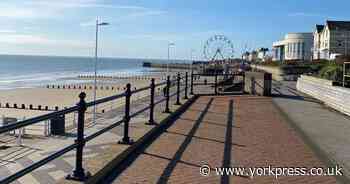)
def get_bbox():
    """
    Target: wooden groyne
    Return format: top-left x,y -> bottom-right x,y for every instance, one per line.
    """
143,62 -> 191,70
77,75 -> 166,80
46,84 -> 125,91
0,102 -> 63,112
46,84 -> 166,92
